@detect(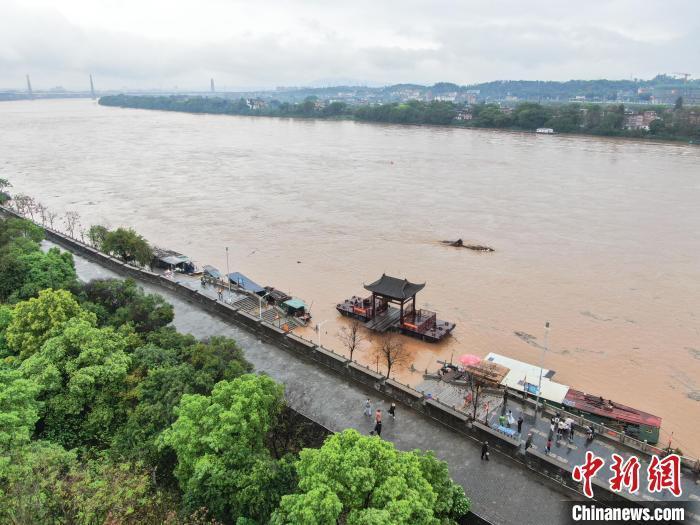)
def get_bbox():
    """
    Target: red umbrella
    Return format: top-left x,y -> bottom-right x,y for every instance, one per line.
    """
459,354 -> 481,366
